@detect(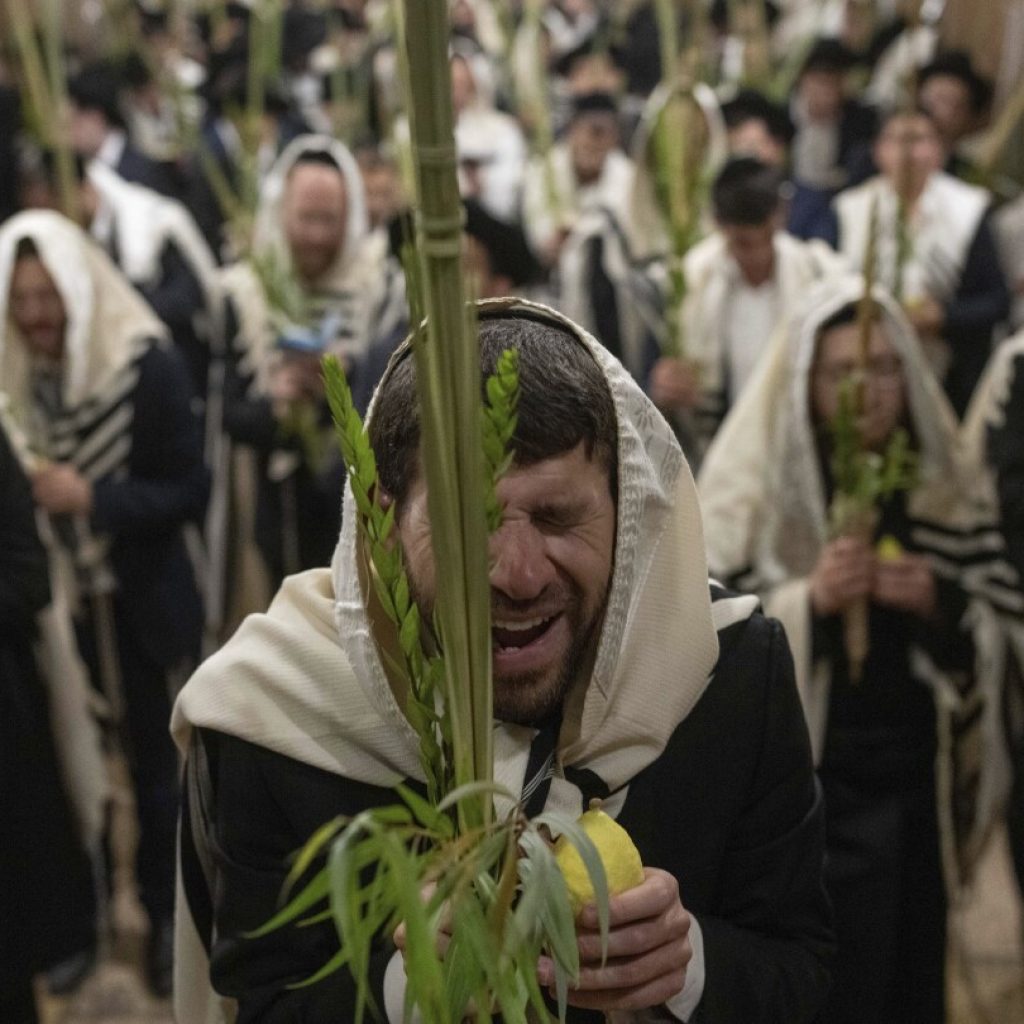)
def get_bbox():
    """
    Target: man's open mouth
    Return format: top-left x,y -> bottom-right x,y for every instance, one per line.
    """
491,614 -> 559,652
